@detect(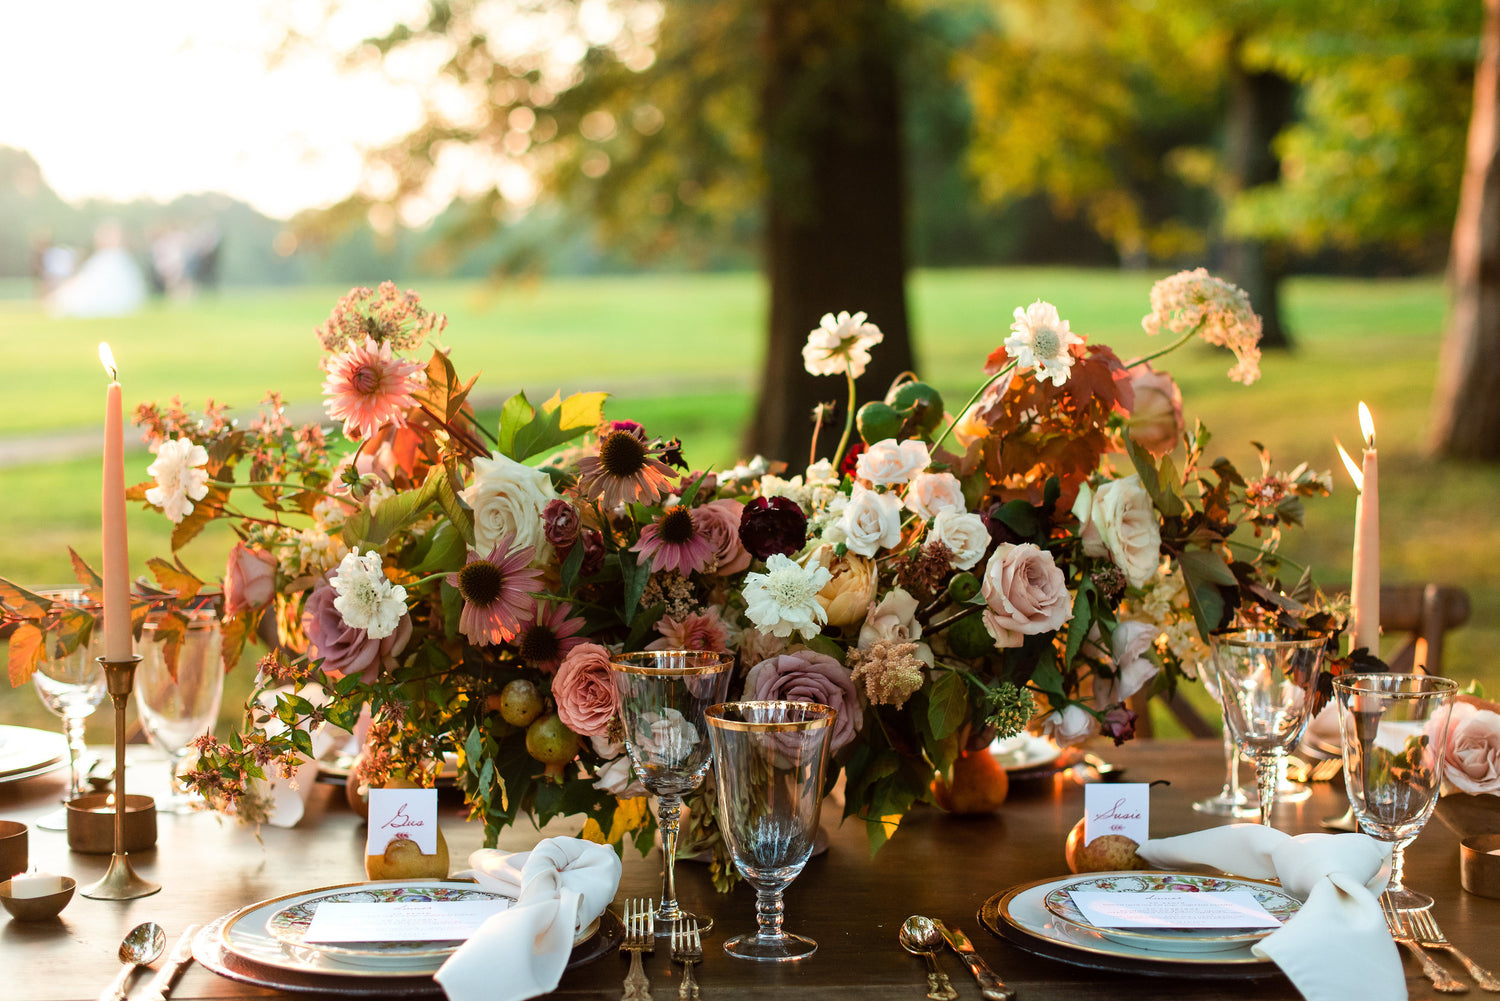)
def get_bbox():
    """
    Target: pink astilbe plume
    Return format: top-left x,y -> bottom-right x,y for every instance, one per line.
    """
320,337 -> 425,441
